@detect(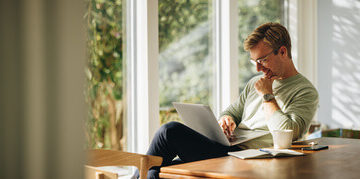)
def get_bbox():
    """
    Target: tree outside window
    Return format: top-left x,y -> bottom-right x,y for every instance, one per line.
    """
85,0 -> 126,150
